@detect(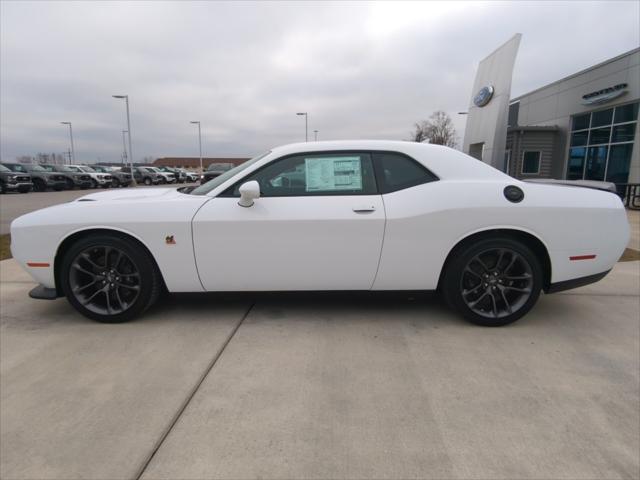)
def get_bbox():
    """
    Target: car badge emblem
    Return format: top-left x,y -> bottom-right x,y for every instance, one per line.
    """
165,235 -> 176,245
